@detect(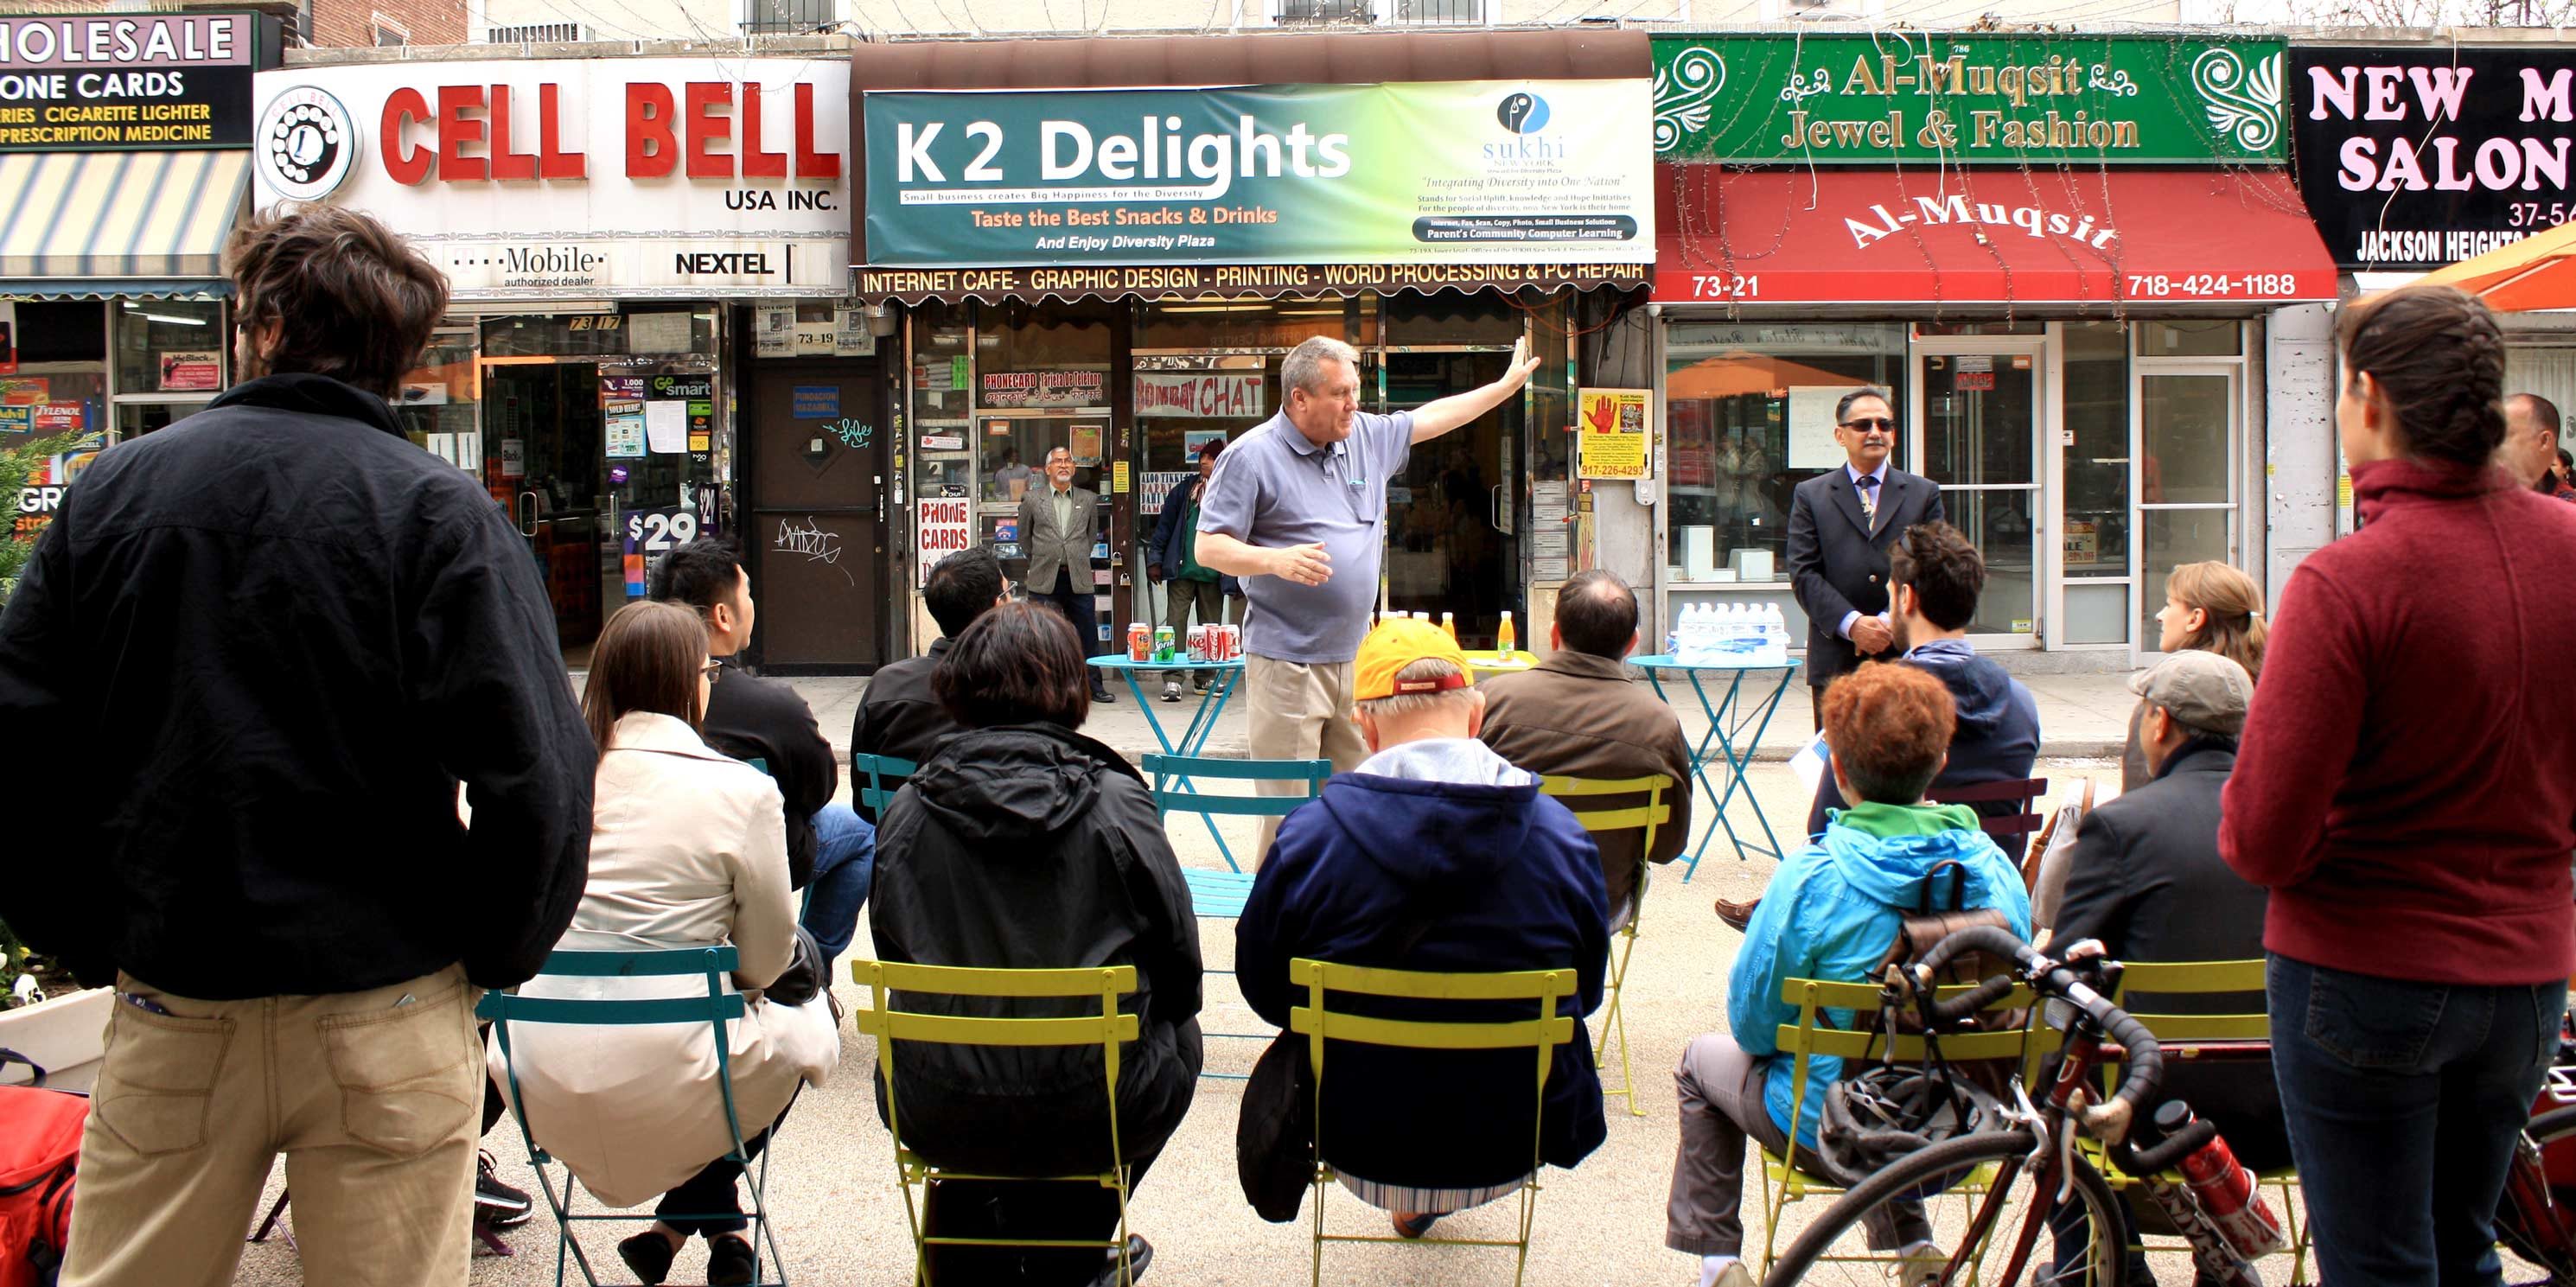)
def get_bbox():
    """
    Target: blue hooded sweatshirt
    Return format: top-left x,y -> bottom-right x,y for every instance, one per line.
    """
1238,737 -> 1611,1188
1807,639 -> 2044,835
1728,800 -> 2032,1150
